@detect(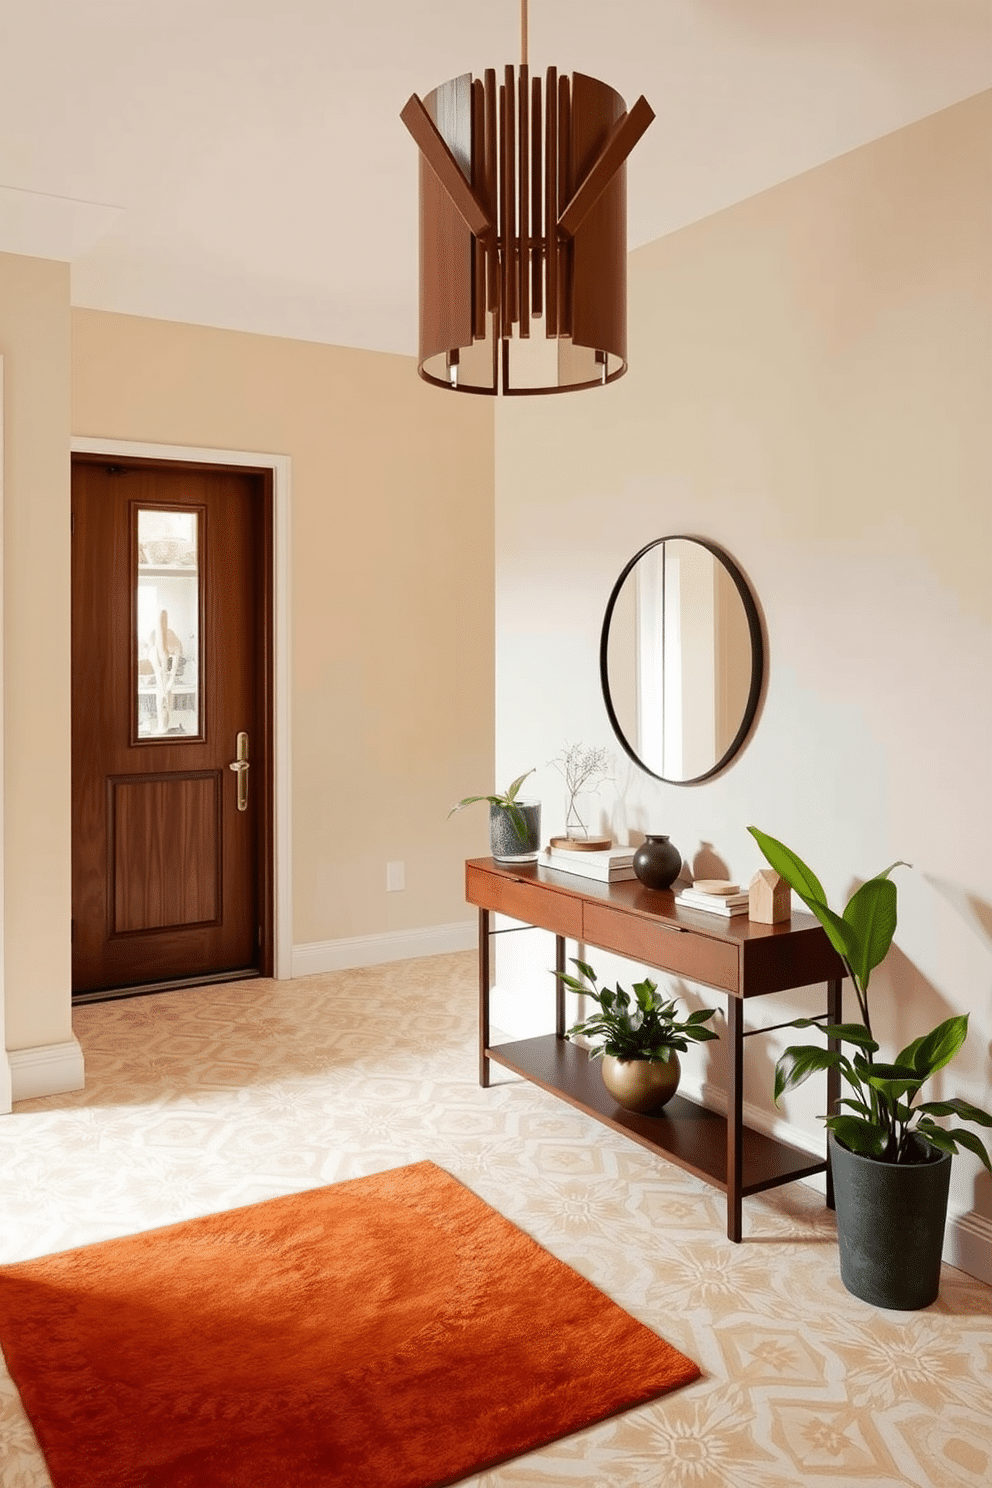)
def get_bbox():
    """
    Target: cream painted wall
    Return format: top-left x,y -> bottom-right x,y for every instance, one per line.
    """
0,253 -> 73,1052
494,93 -> 992,1237
72,313 -> 495,950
